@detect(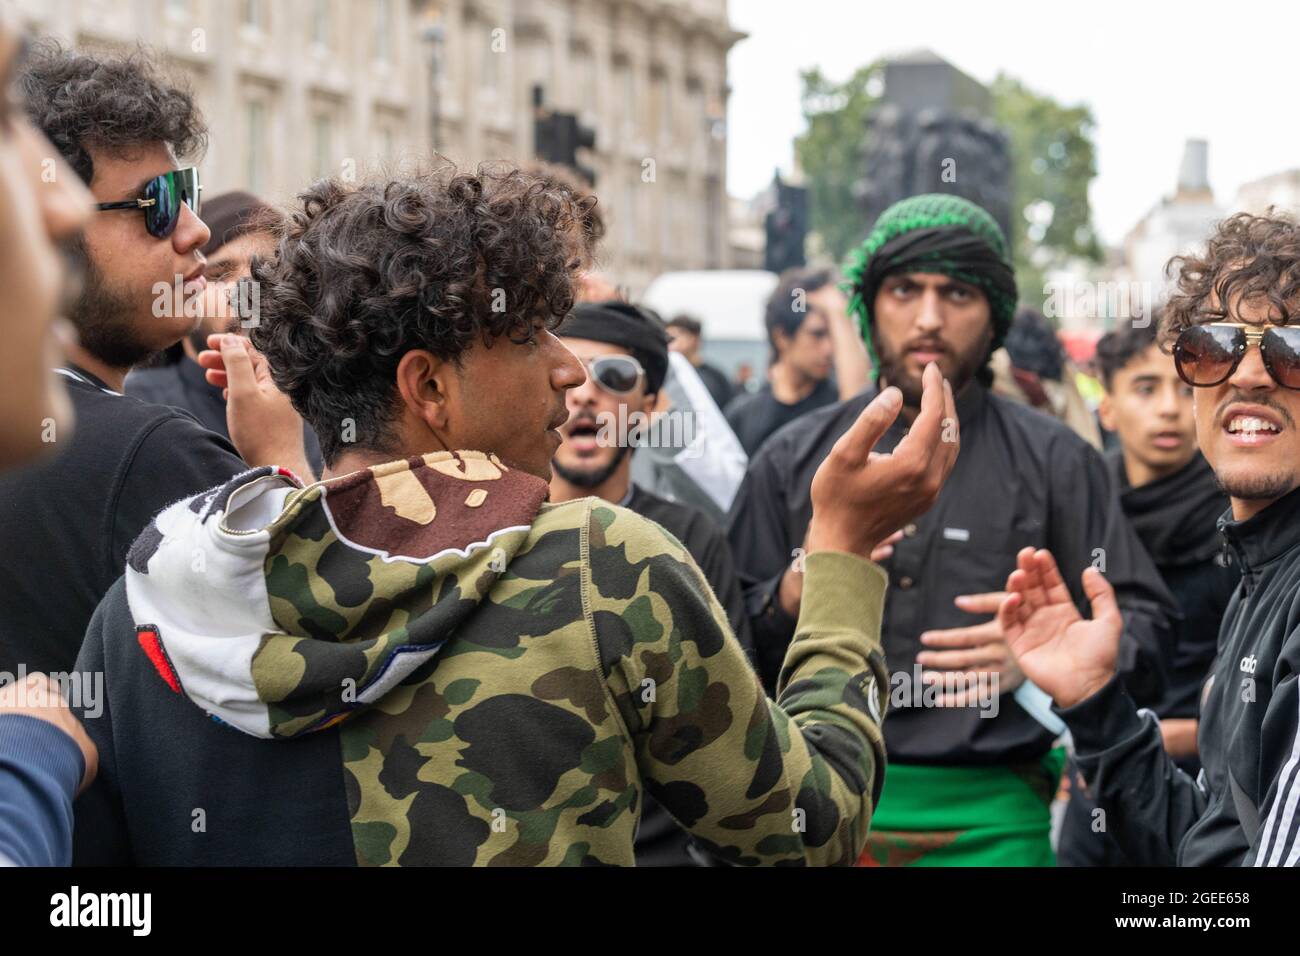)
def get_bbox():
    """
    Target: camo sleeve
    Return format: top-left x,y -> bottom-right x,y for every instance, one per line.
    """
586,502 -> 888,866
